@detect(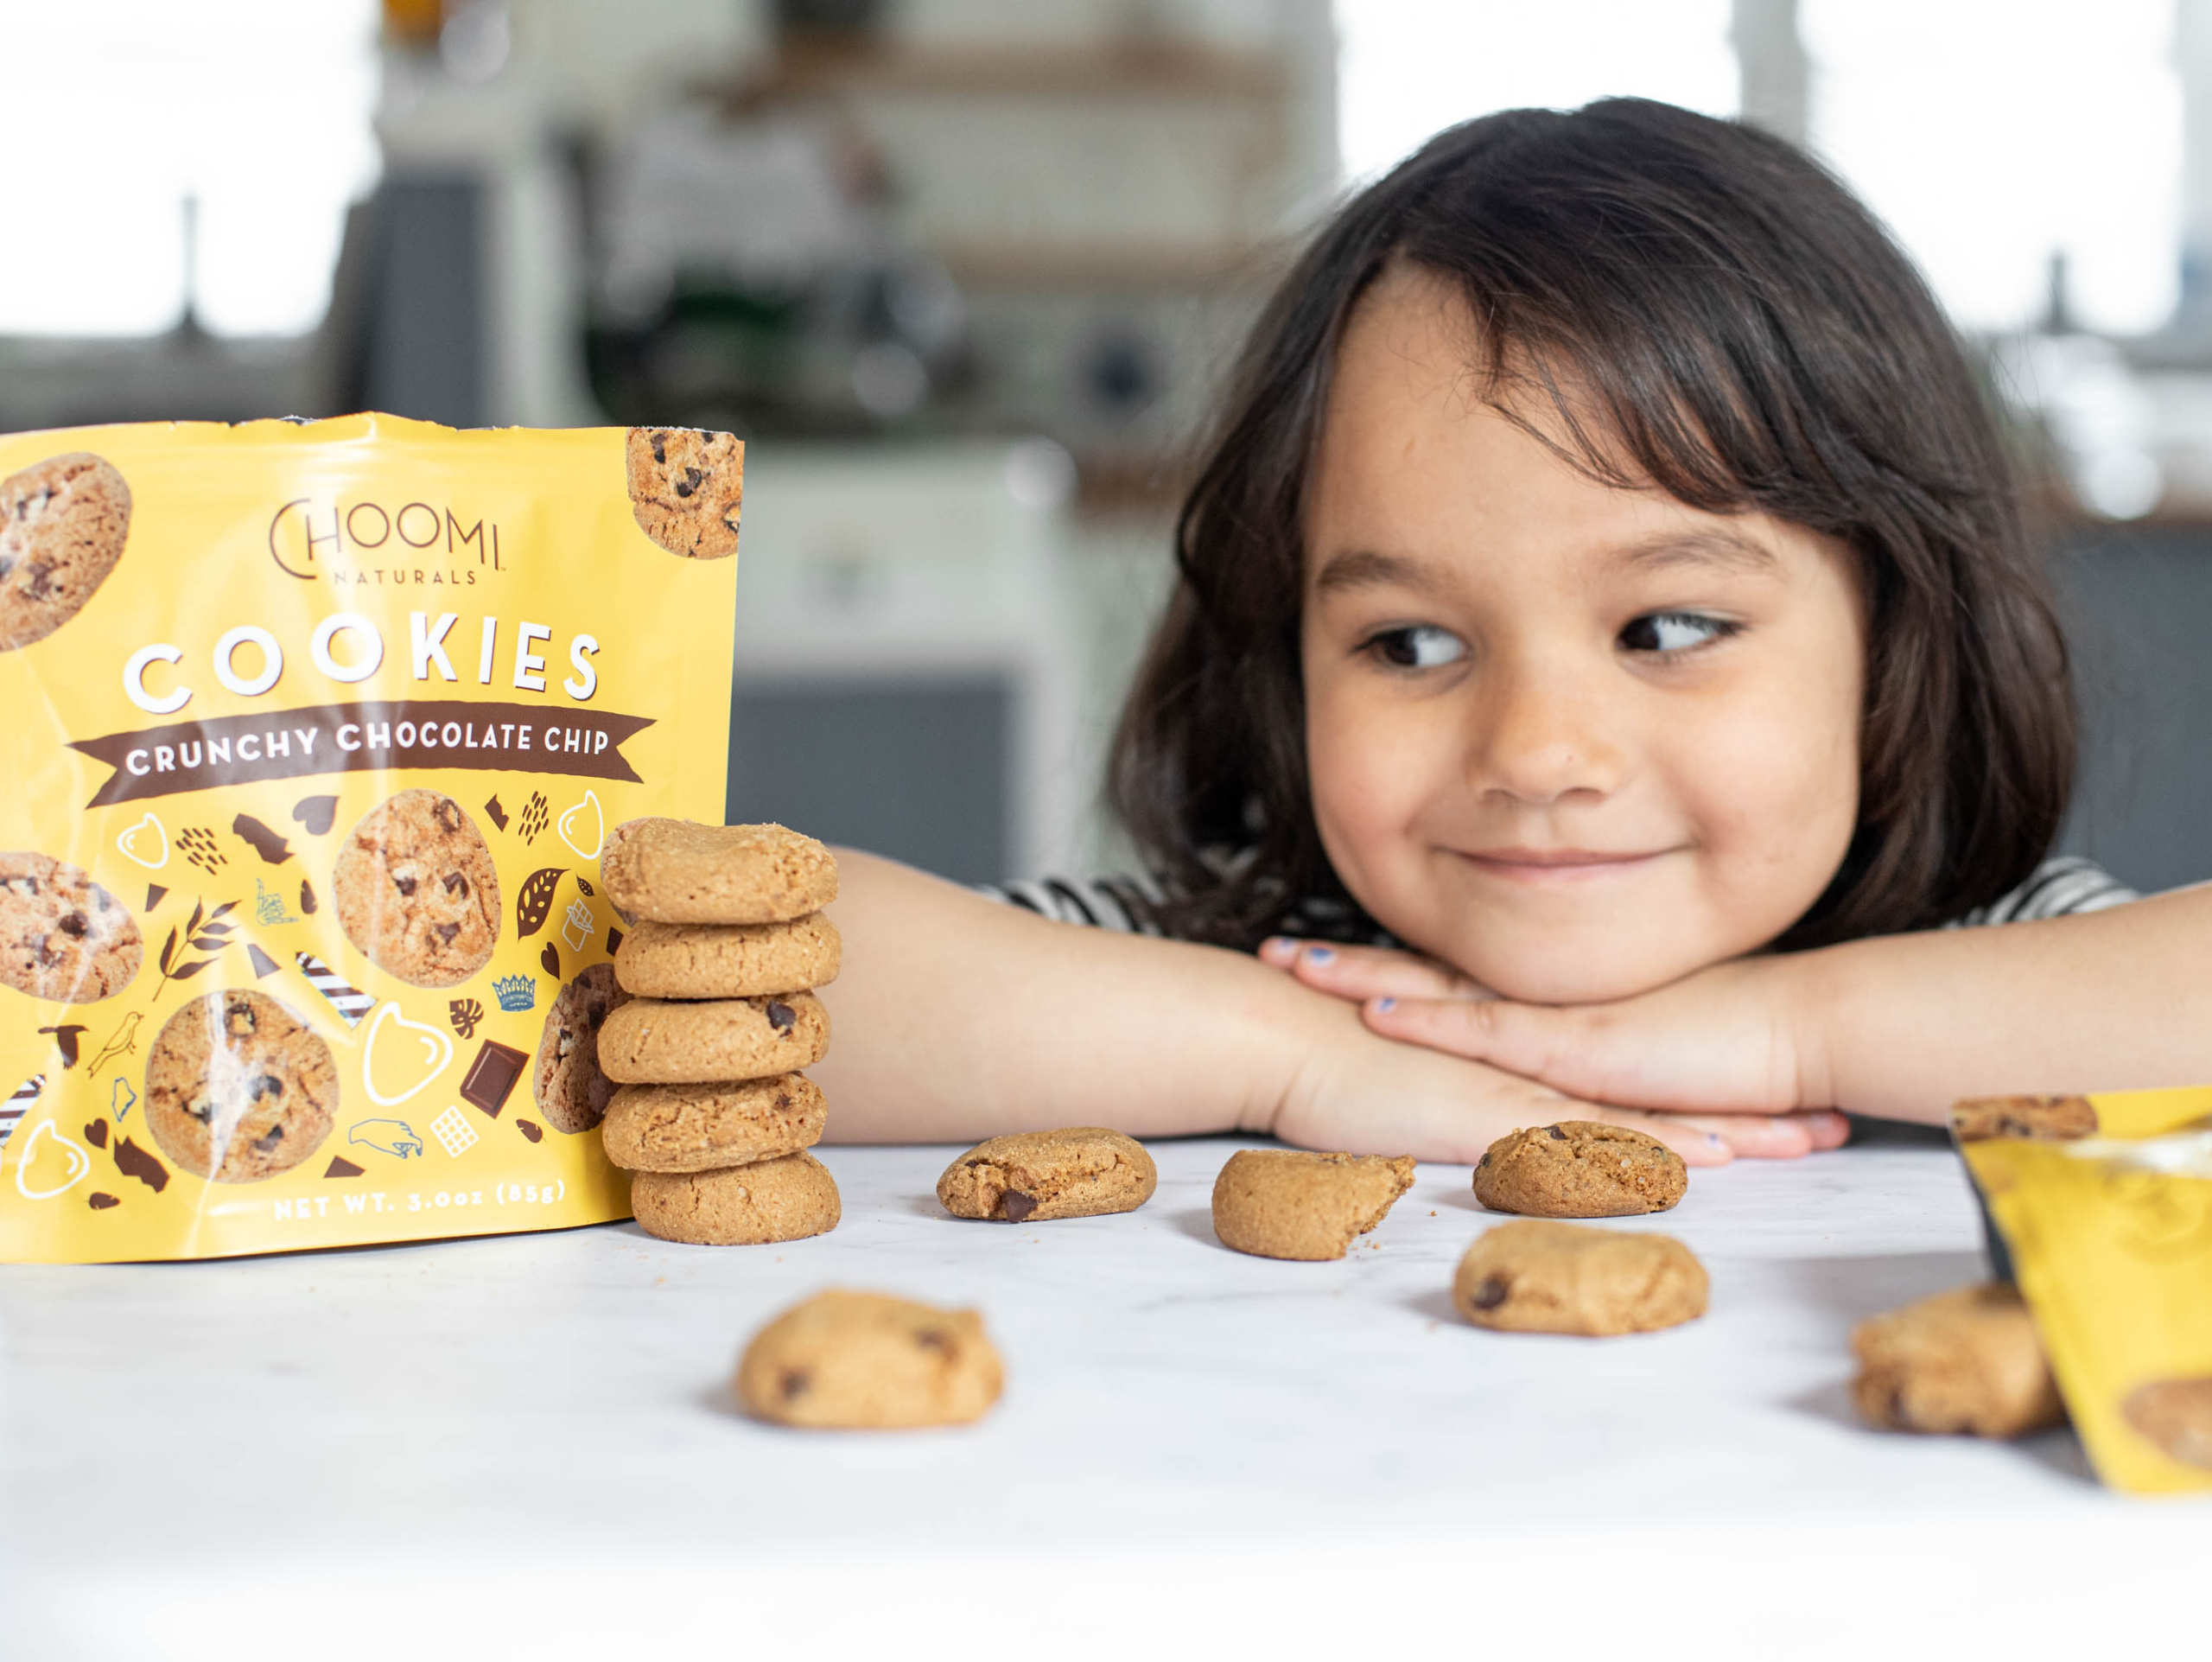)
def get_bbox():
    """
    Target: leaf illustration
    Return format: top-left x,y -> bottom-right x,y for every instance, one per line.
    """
184,901 -> 205,939
575,876 -> 594,897
171,958 -> 217,980
199,920 -> 234,938
190,935 -> 226,952
539,939 -> 561,979
207,901 -> 239,920
158,928 -> 179,976
516,867 -> 566,939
